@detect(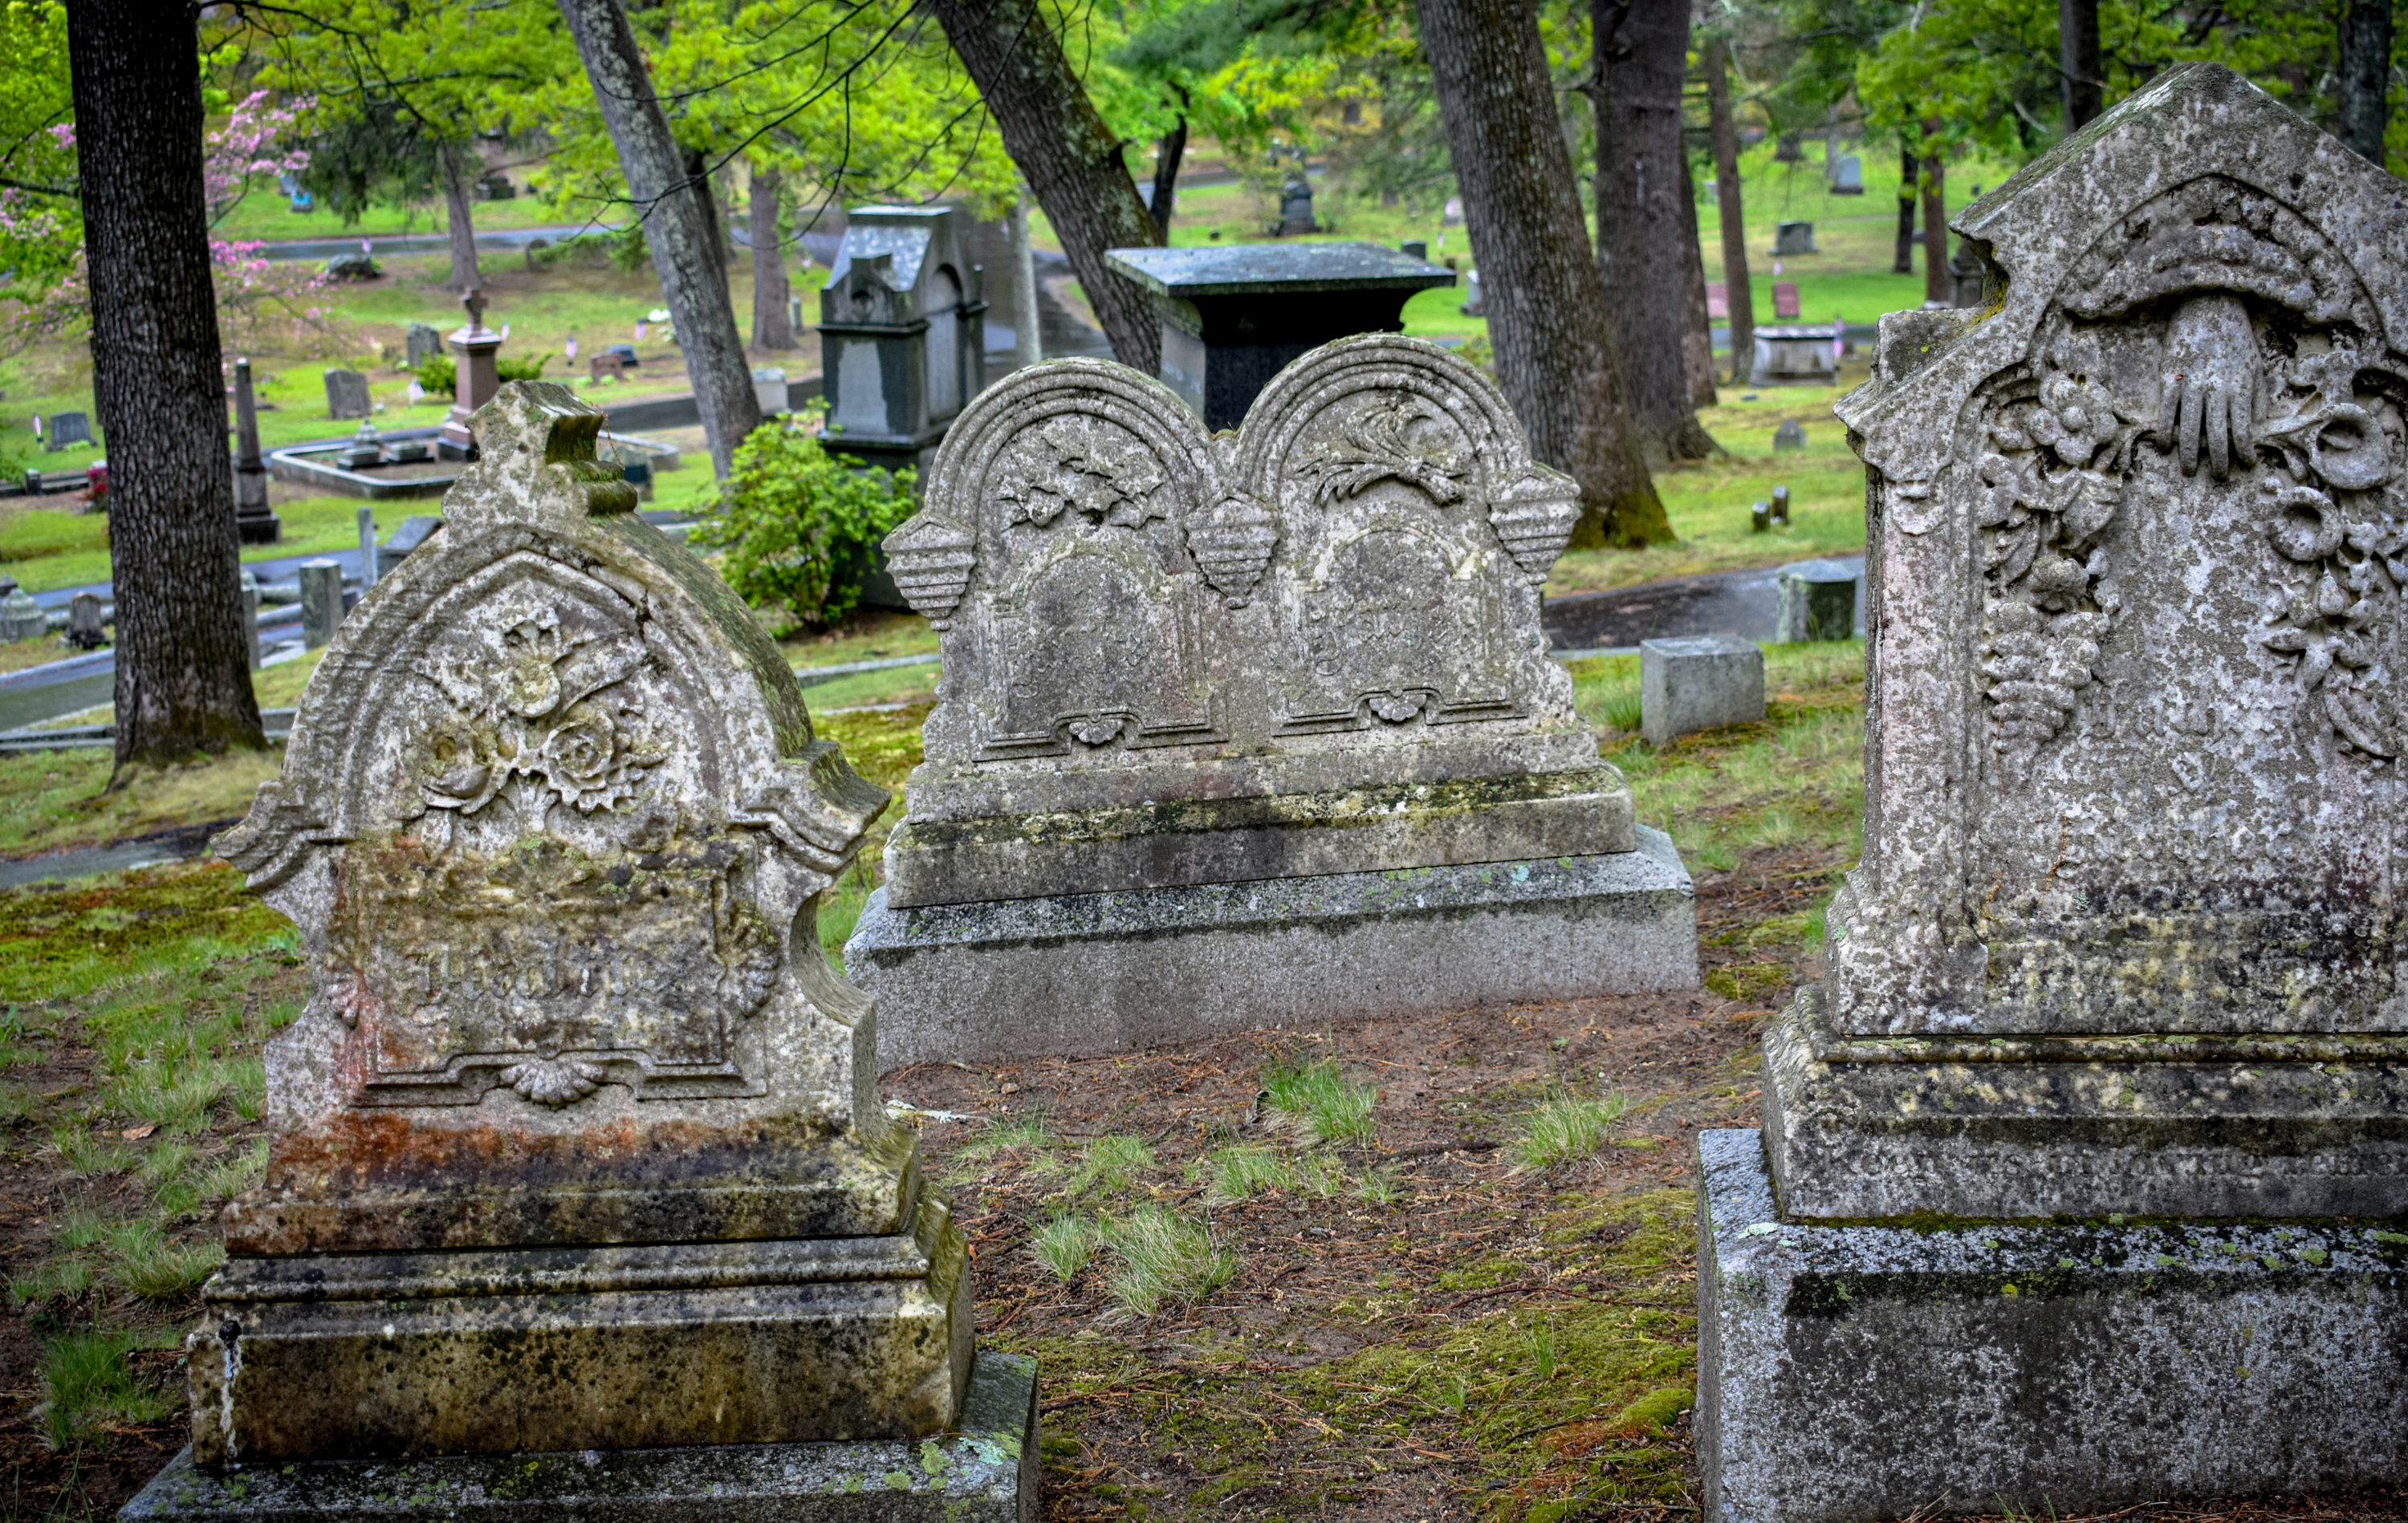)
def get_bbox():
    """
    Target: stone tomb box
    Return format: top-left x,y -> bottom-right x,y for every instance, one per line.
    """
1104,243 -> 1457,430
848,337 -> 1697,1065
817,205 -> 988,476
163,384 -> 987,1483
